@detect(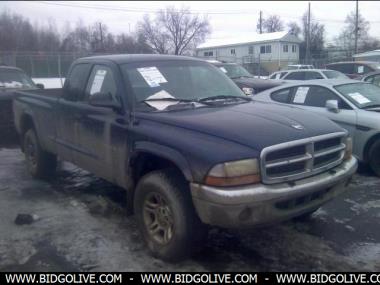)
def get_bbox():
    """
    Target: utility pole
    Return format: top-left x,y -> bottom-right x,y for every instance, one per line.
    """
259,11 -> 263,34
306,2 -> 311,64
99,22 -> 104,52
354,0 -> 359,55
